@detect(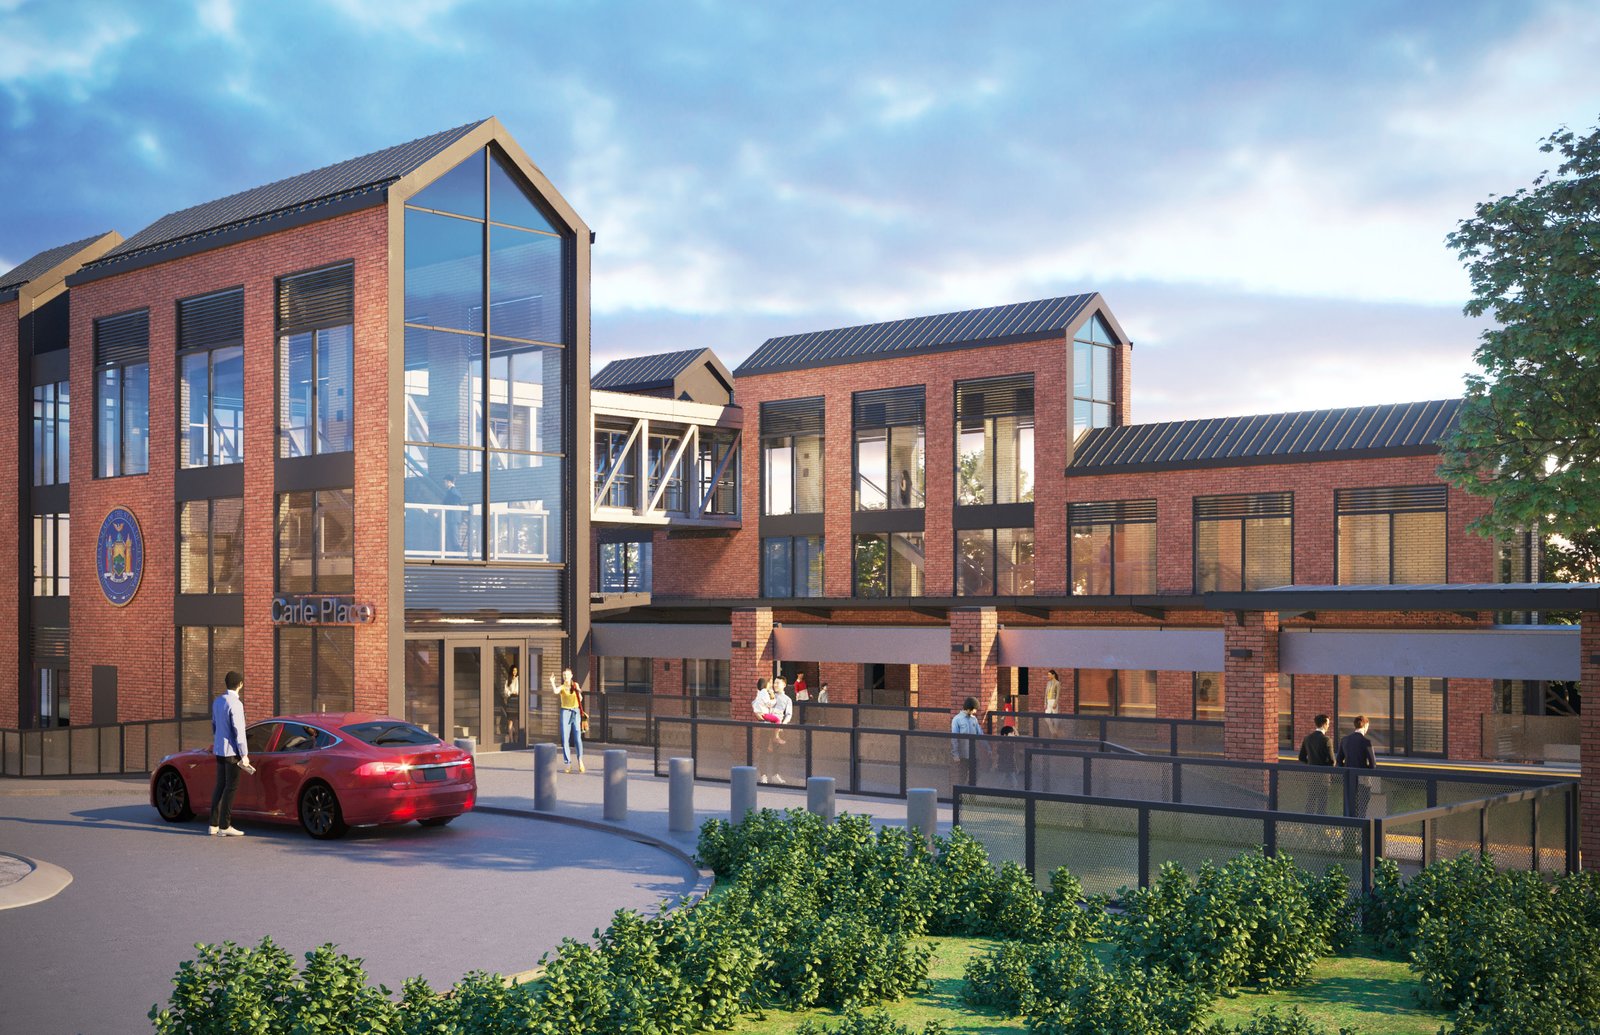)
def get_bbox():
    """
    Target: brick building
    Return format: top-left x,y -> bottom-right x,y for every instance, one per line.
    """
1,118 -> 591,748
